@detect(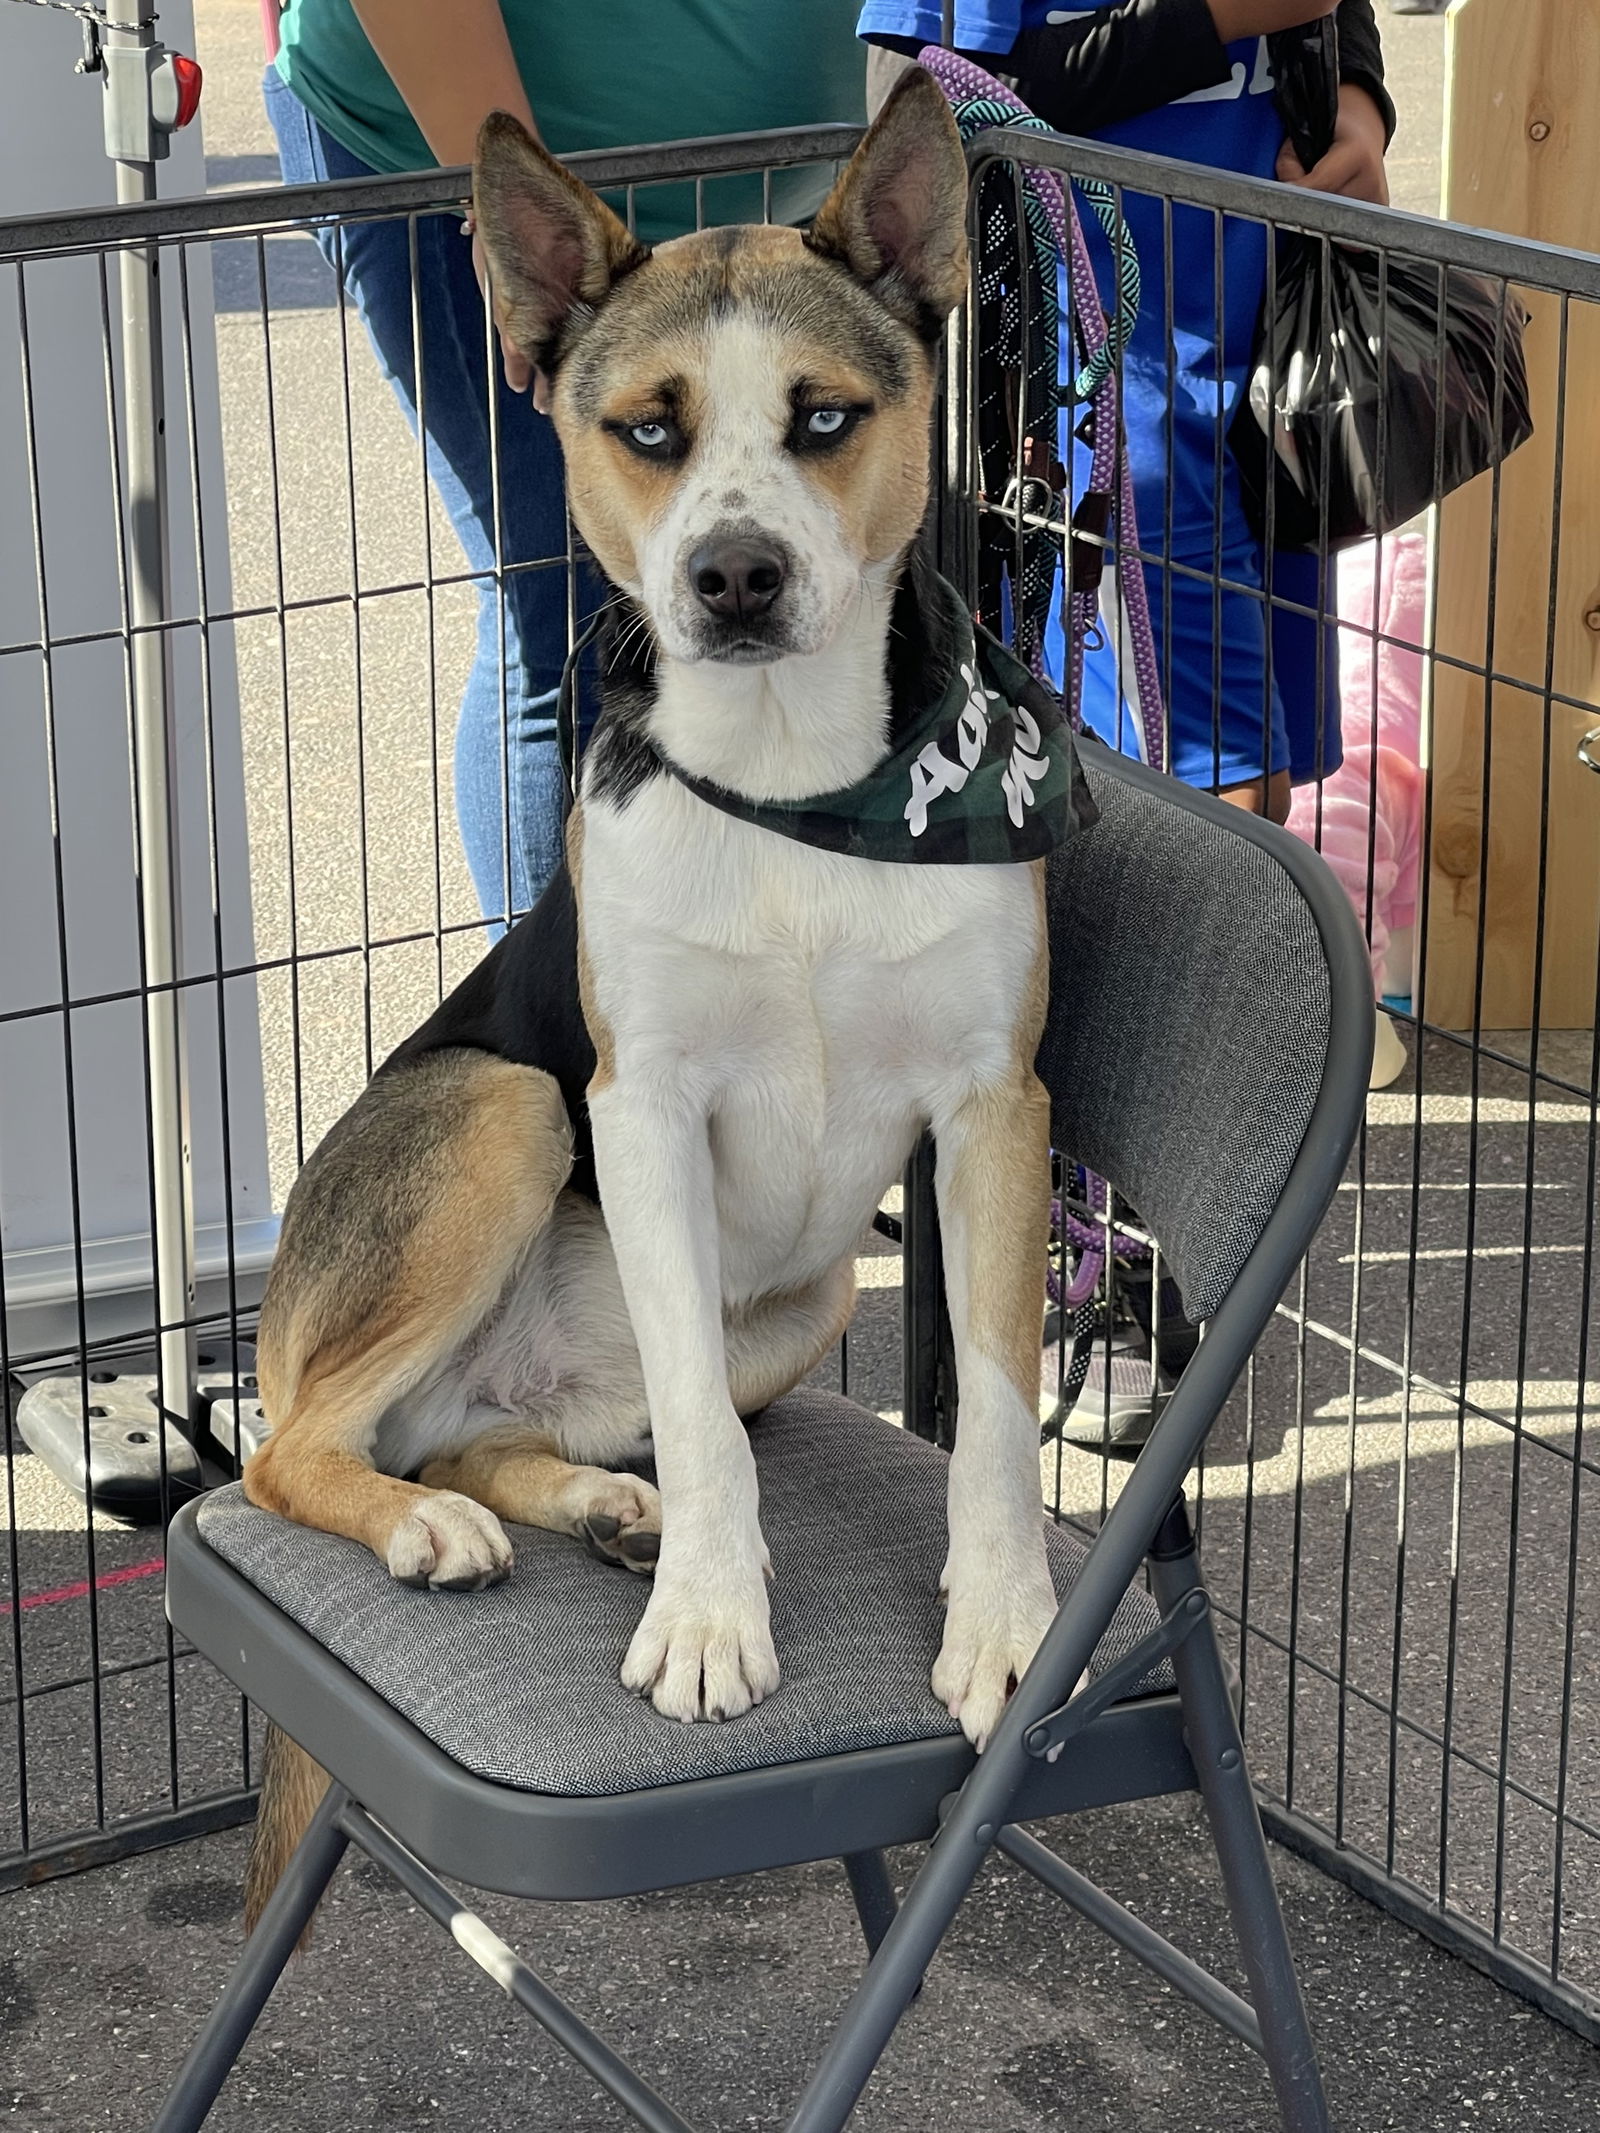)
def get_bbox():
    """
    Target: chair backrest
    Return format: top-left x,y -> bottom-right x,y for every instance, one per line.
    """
1038,739 -> 1374,1327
